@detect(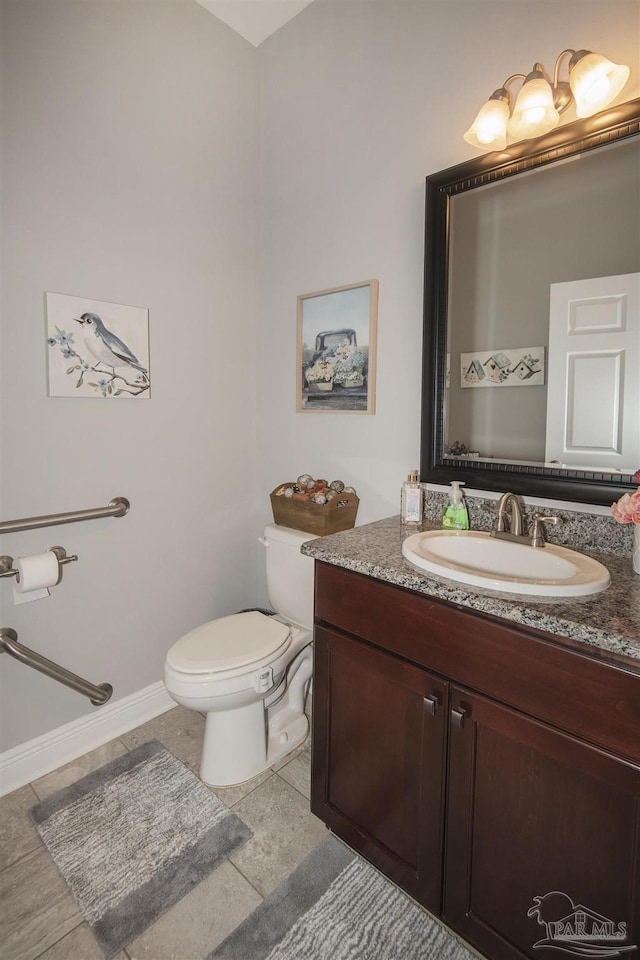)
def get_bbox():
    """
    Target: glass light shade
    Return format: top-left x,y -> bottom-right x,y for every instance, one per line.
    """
508,77 -> 560,140
570,53 -> 630,118
463,98 -> 509,151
